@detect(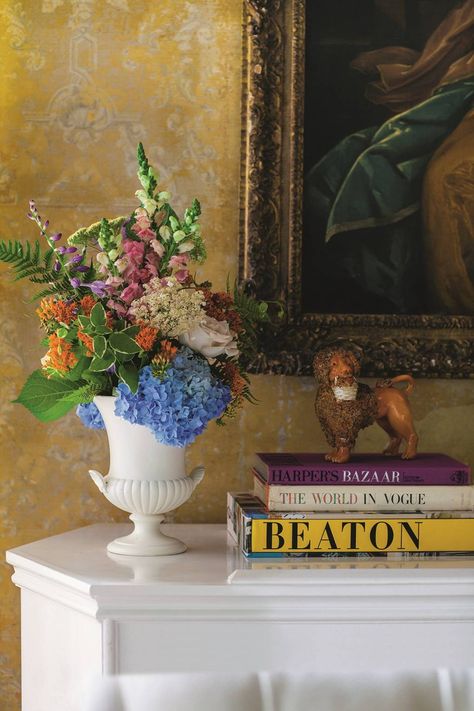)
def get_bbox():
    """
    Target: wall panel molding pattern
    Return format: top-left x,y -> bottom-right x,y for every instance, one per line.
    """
0,2 -> 242,706
1,3 -> 474,709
